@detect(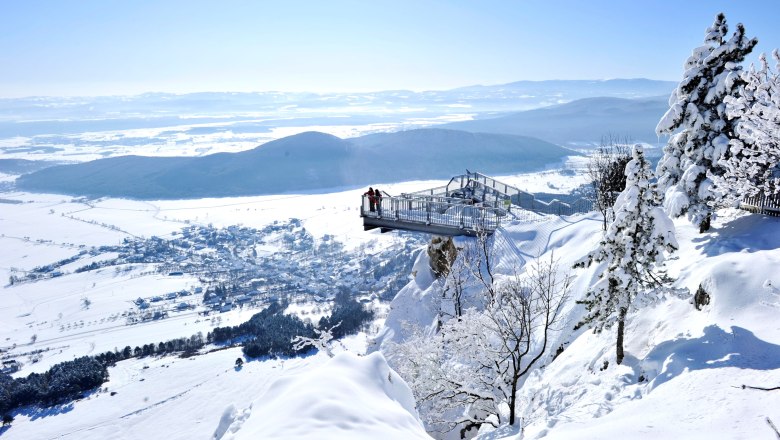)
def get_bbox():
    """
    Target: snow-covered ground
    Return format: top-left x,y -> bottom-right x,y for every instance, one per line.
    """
513,208 -> 780,440
0,183 -> 419,375
374,202 -> 780,439
2,162 -> 779,439
1,338 -> 406,440
0,167 -> 474,438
